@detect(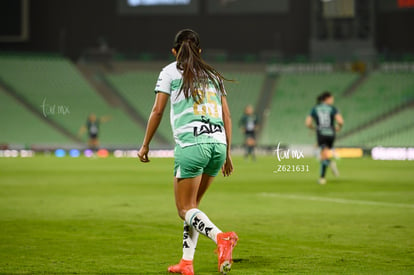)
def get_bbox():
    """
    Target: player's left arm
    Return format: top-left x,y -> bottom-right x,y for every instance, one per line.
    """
254,116 -> 260,131
221,95 -> 233,177
335,113 -> 344,132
